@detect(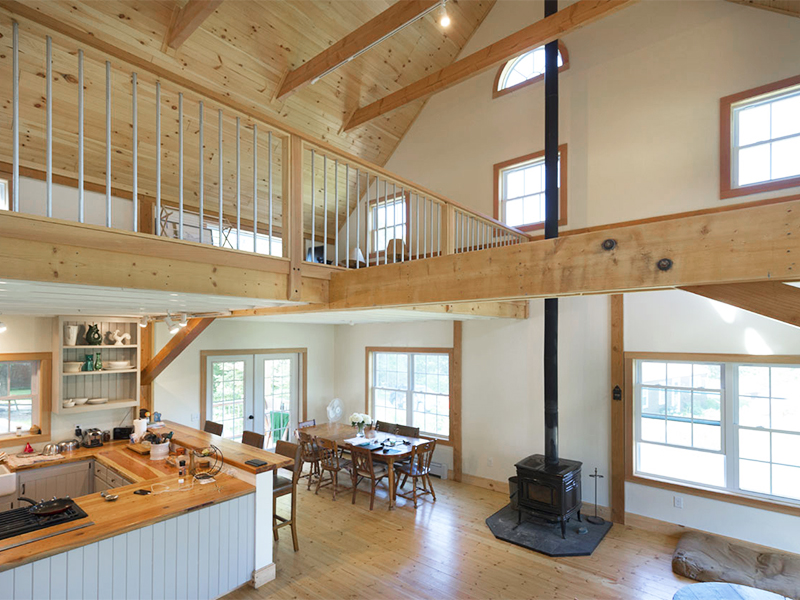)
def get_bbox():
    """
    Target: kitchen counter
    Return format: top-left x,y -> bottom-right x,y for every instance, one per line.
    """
0,442 -> 254,573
